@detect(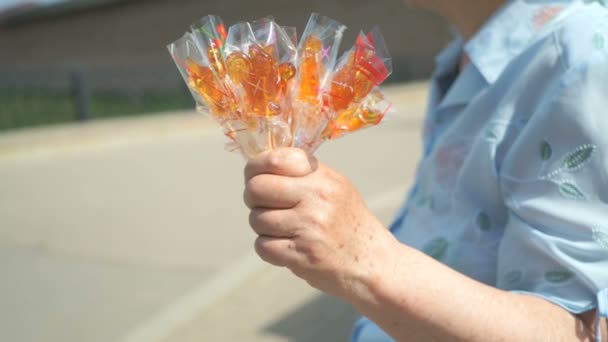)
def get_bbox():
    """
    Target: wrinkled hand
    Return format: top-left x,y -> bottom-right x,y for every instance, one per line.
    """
243,148 -> 395,299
